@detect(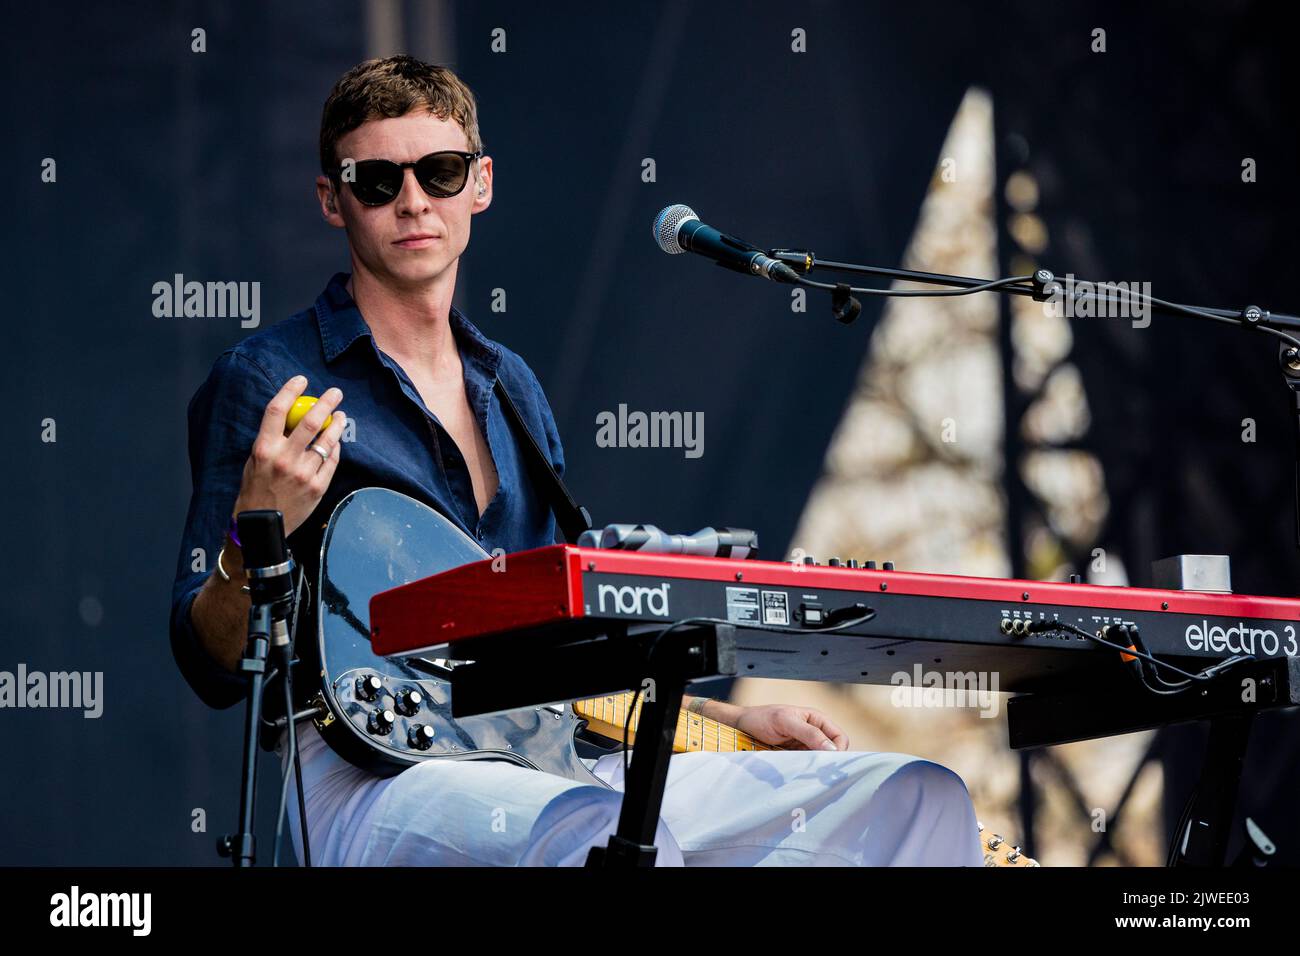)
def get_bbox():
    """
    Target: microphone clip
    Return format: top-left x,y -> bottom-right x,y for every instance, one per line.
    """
831,283 -> 862,325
